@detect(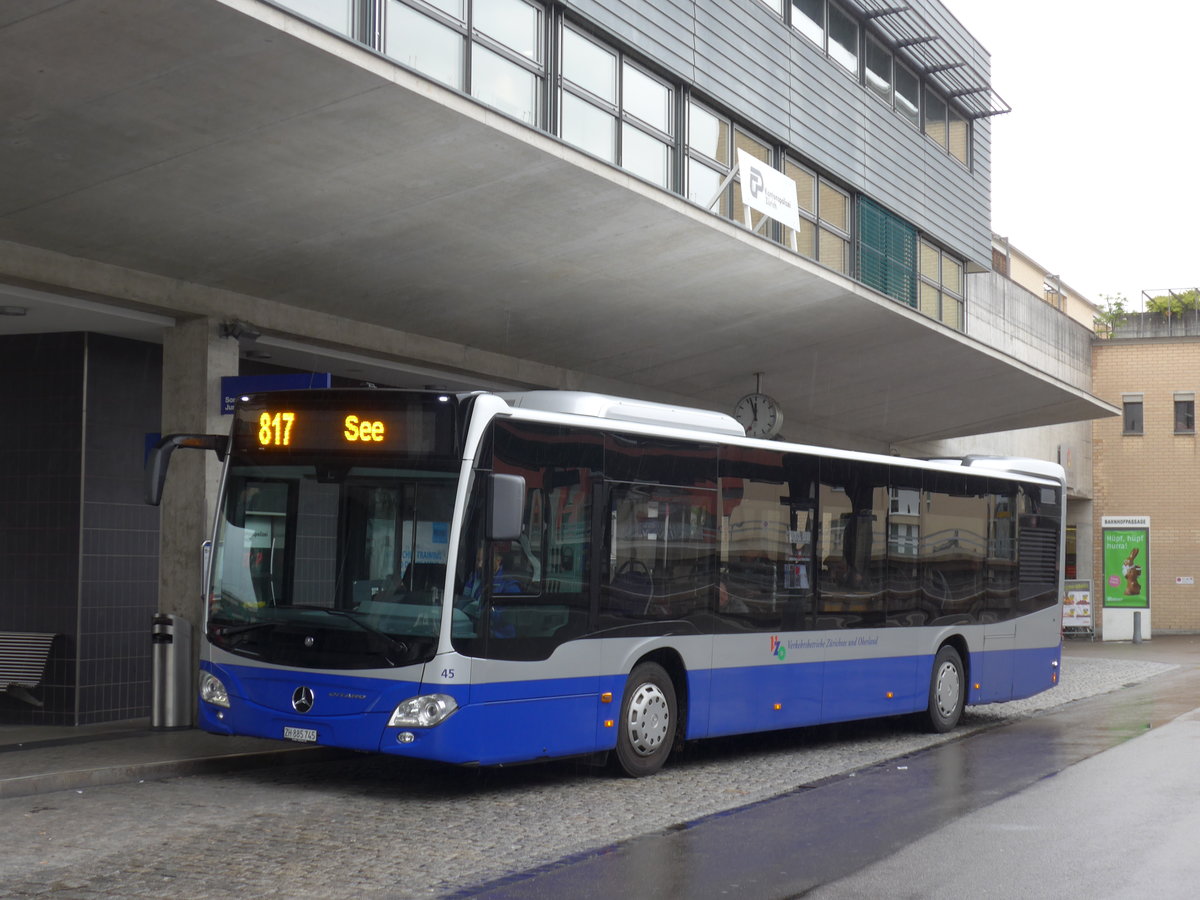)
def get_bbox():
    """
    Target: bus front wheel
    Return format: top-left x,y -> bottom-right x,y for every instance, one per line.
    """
925,645 -> 965,733
614,662 -> 677,777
